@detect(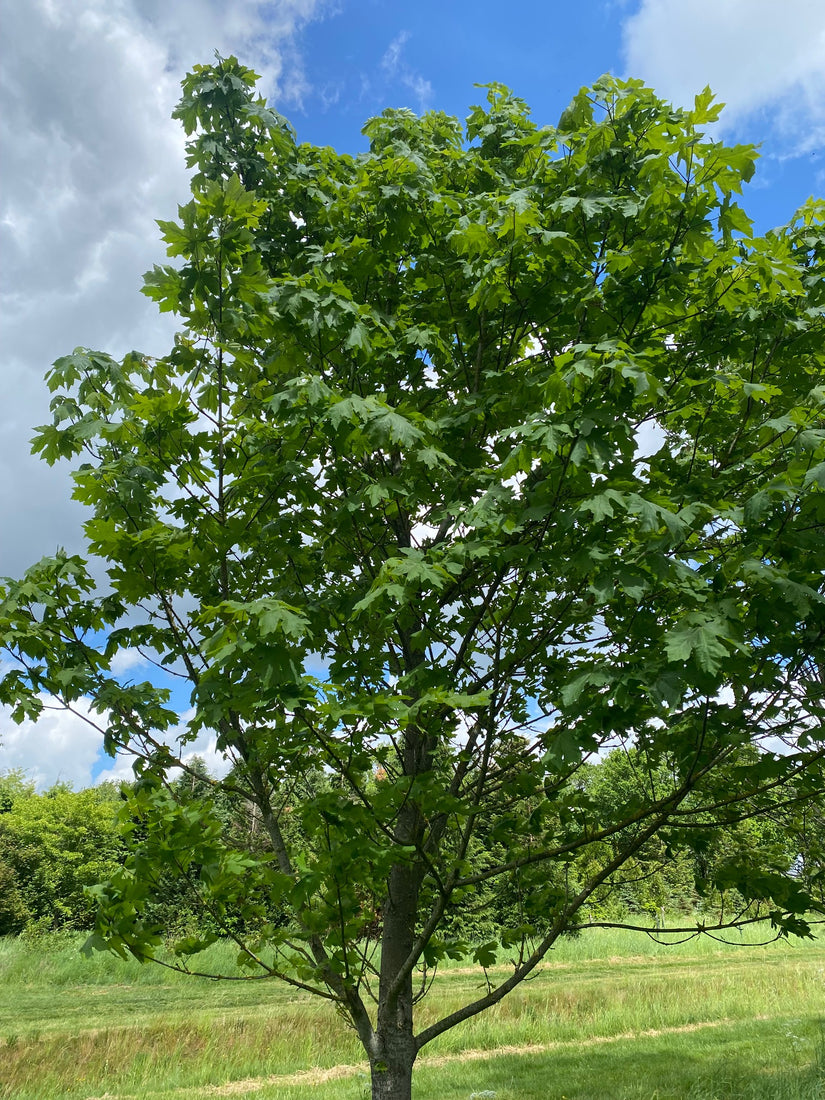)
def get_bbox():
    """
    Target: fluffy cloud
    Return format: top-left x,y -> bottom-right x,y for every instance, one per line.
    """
107,647 -> 153,676
0,696 -> 111,790
0,695 -> 231,791
0,0 -> 325,579
1,1 -> 327,789
622,0 -> 825,143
